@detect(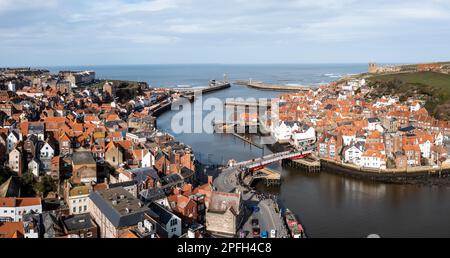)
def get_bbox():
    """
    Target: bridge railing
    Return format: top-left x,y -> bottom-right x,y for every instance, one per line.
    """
229,148 -> 314,169
245,151 -> 312,169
